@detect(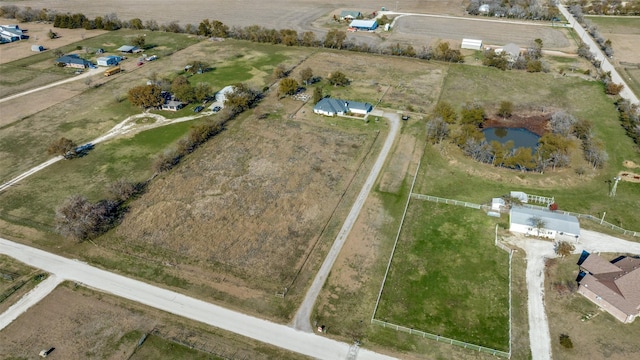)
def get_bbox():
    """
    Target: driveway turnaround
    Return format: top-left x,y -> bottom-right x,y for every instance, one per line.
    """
0,275 -> 62,331
0,237 -> 395,360
292,111 -> 400,332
